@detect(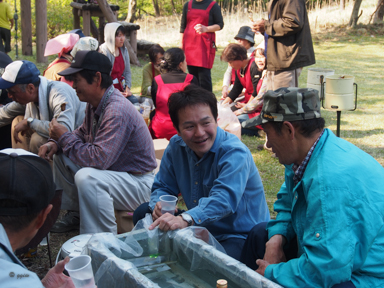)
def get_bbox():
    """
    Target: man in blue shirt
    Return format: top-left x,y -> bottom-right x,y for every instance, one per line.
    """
240,88 -> 384,287
133,84 -> 270,261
